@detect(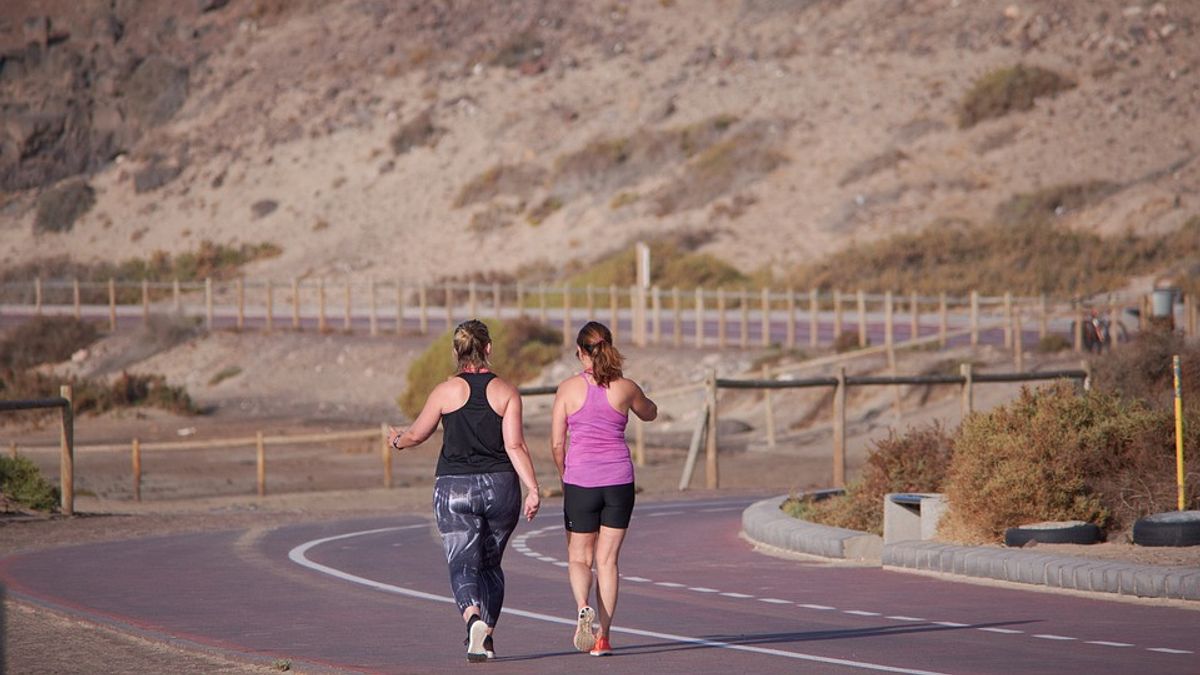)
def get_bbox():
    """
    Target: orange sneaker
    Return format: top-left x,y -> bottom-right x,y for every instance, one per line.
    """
590,635 -> 612,657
